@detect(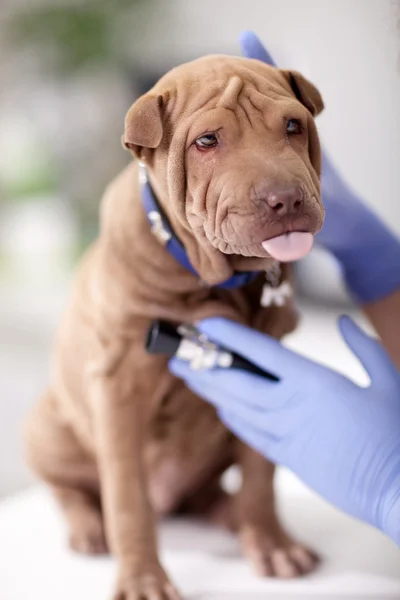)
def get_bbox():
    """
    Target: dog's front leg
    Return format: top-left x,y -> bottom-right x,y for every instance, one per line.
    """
236,444 -> 318,579
89,343 -> 180,600
236,269 -> 318,579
